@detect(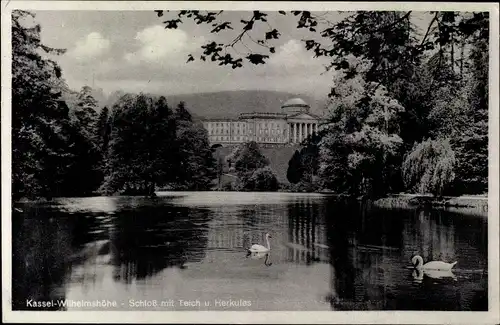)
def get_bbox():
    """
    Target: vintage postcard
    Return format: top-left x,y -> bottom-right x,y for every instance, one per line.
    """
2,1 -> 499,324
